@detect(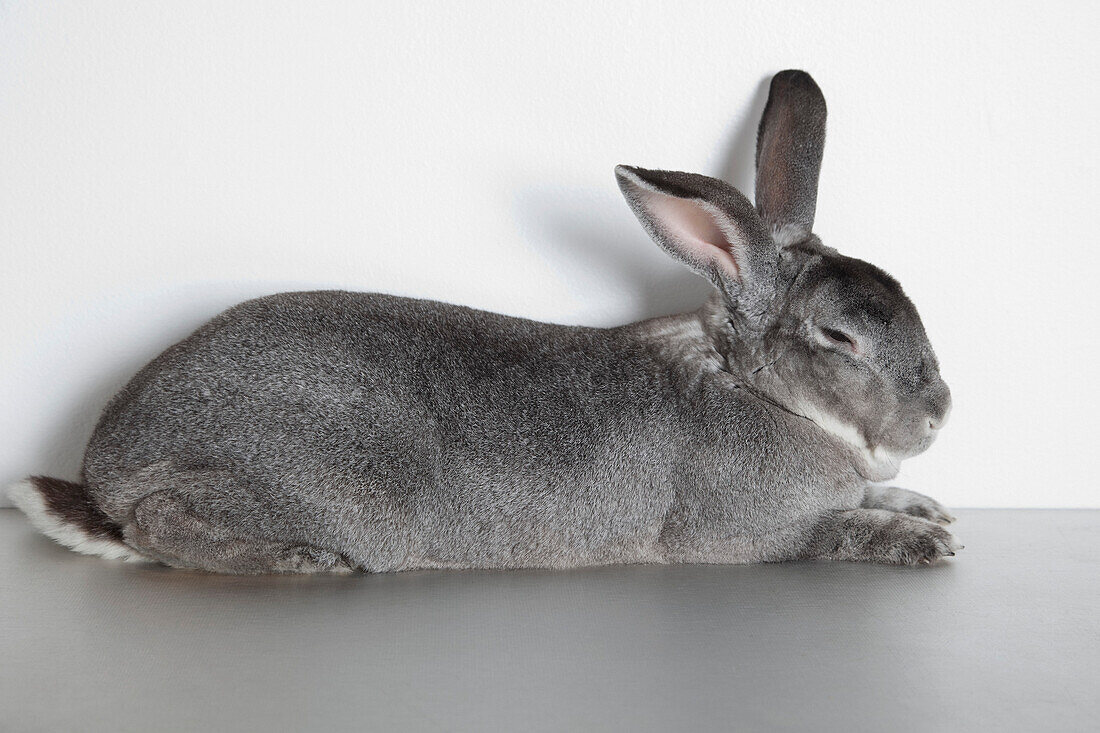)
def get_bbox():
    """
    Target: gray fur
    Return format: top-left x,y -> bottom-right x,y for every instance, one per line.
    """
755,69 -> 827,243
863,485 -> 956,525
15,70 -> 956,573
